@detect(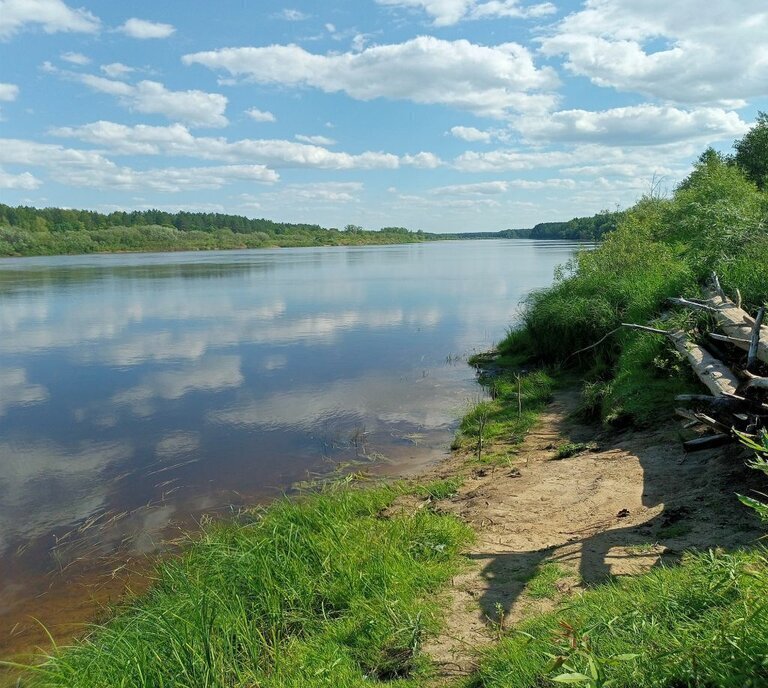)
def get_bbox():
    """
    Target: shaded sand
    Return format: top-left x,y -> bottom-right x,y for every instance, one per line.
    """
400,388 -> 765,684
